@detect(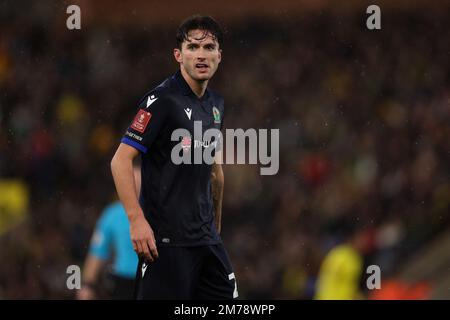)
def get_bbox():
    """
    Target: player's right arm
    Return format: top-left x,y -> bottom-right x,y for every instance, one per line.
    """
111,143 -> 158,262
112,92 -> 168,262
